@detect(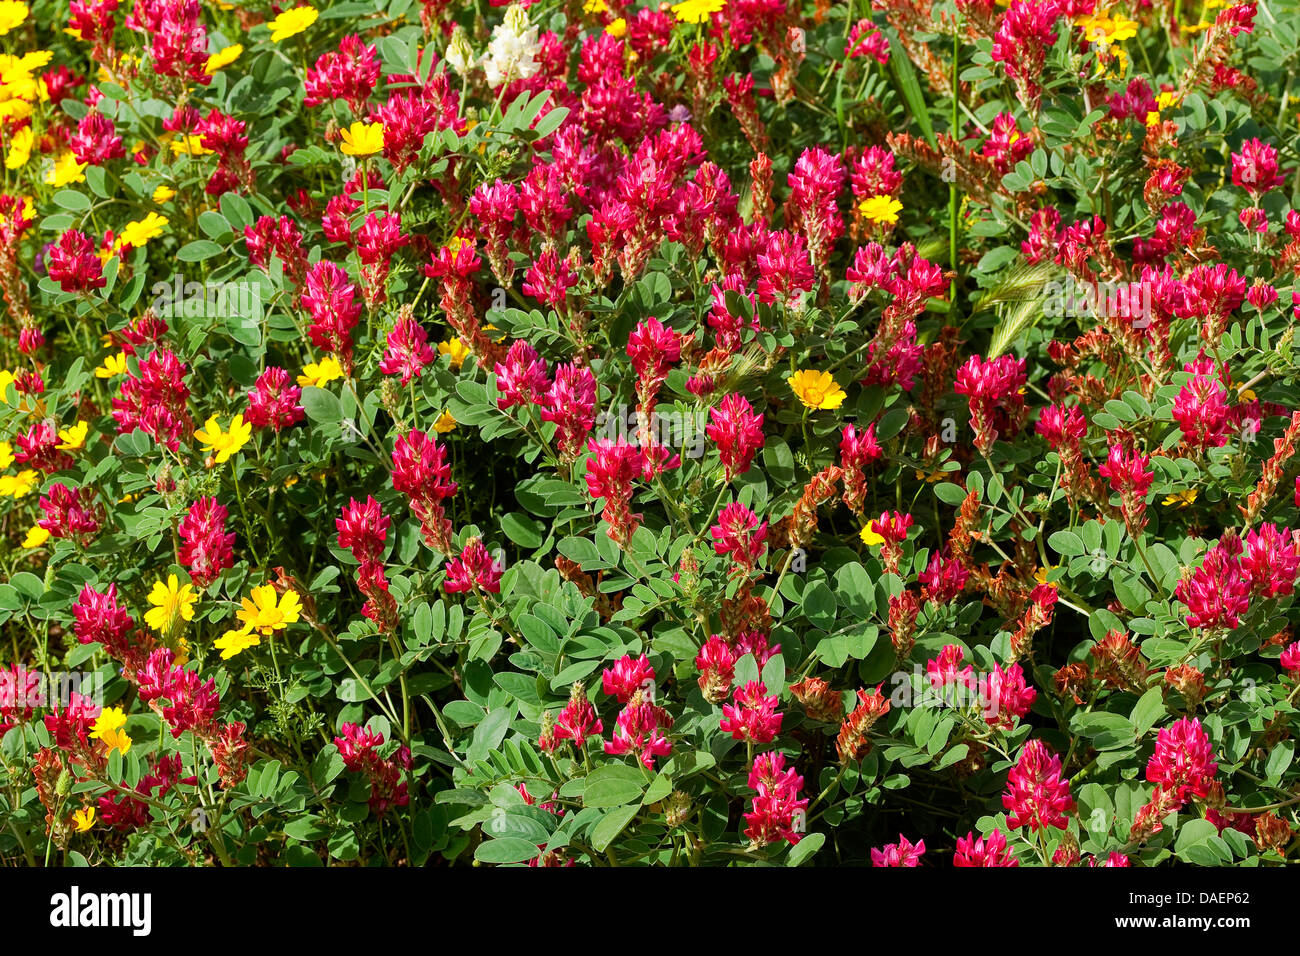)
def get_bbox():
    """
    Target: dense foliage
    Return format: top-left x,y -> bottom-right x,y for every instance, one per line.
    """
2,0 -> 1300,867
